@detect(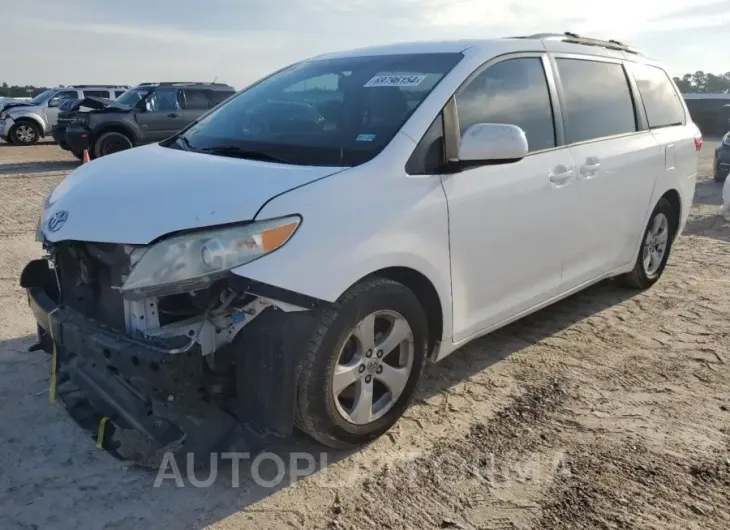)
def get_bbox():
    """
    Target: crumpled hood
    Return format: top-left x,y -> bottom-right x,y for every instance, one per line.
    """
42,144 -> 346,244
68,96 -> 131,112
1,100 -> 32,113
